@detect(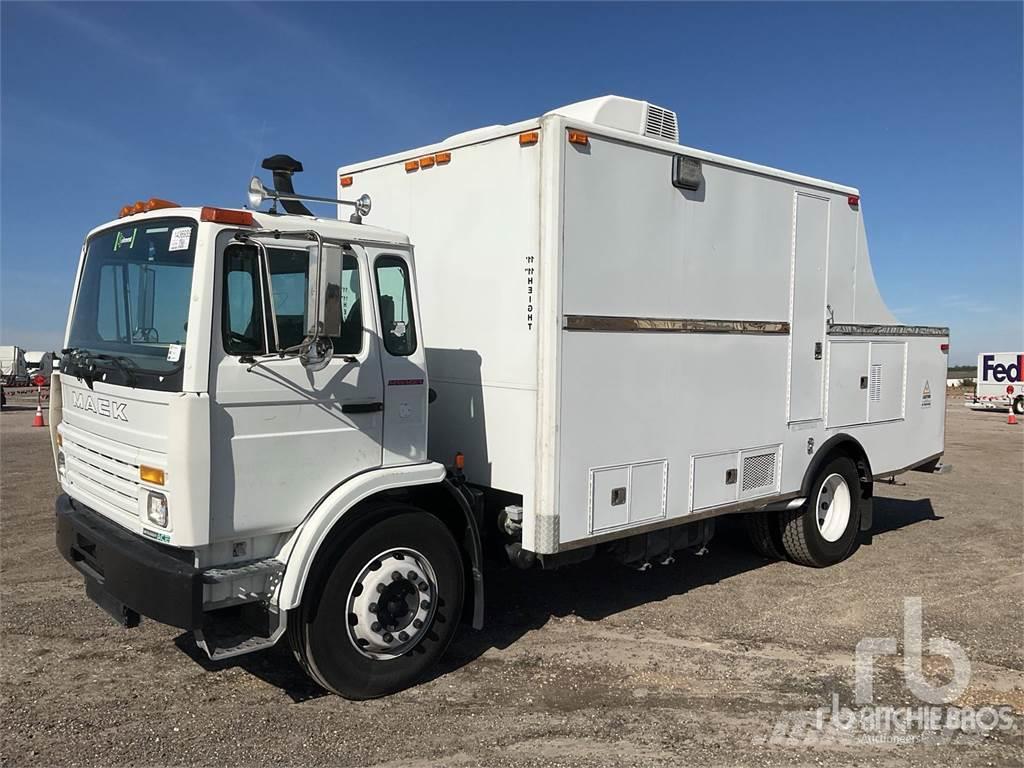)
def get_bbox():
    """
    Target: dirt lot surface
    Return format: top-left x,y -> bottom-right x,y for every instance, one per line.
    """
2,400 -> 1022,767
